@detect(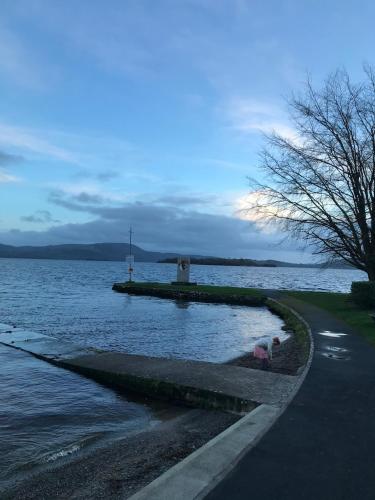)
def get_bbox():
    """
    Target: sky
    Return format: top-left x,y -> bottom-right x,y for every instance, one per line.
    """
0,0 -> 374,261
